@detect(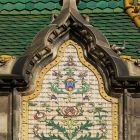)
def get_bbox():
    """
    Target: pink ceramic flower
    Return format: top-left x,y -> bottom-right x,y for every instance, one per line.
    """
62,106 -> 79,117
34,111 -> 46,121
